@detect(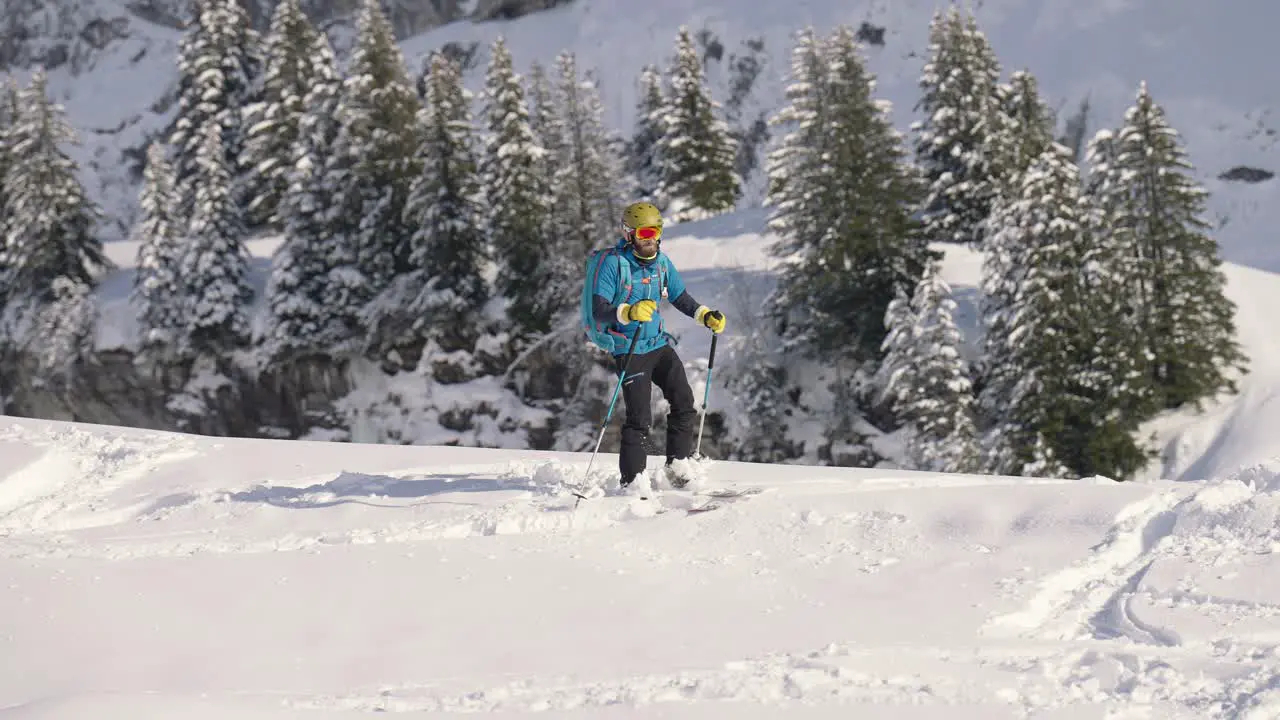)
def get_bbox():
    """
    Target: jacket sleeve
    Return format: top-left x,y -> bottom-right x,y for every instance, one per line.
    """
591,253 -> 624,324
663,257 -> 704,318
